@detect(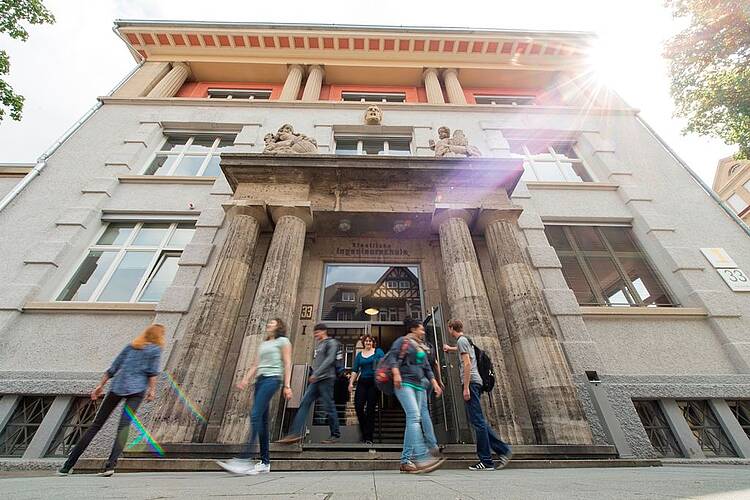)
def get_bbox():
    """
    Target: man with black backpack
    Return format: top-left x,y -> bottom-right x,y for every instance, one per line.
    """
278,323 -> 341,444
443,318 -> 512,471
